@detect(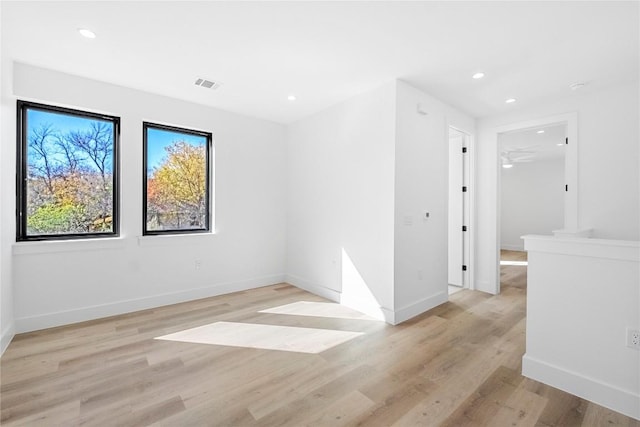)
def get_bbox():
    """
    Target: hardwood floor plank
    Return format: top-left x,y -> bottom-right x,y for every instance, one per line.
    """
582,403 -> 640,427
303,390 -> 375,427
252,364 -> 378,425
2,399 -> 80,427
1,358 -> 150,424
390,342 -> 516,426
518,377 -> 588,426
355,374 -> 438,426
92,395 -> 186,427
245,358 -> 354,420
78,357 -> 184,415
1,263 -> 638,426
439,365 -> 524,427
489,387 -> 548,426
